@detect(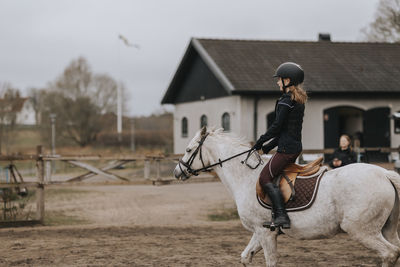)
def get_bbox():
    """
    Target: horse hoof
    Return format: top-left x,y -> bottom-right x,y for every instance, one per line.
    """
240,258 -> 249,267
